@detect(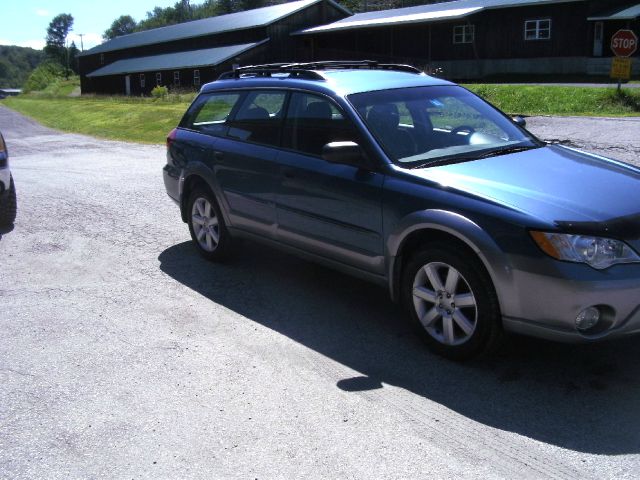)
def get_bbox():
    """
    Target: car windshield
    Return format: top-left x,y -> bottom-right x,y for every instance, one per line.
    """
348,85 -> 542,168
